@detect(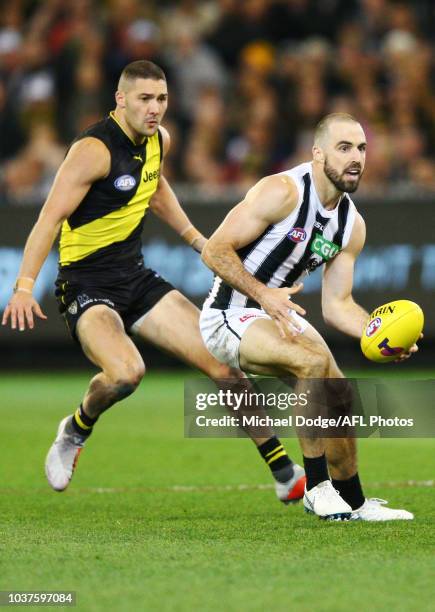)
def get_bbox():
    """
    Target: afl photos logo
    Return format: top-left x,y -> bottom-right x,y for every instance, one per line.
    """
114,175 -> 137,191
288,227 -> 307,243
